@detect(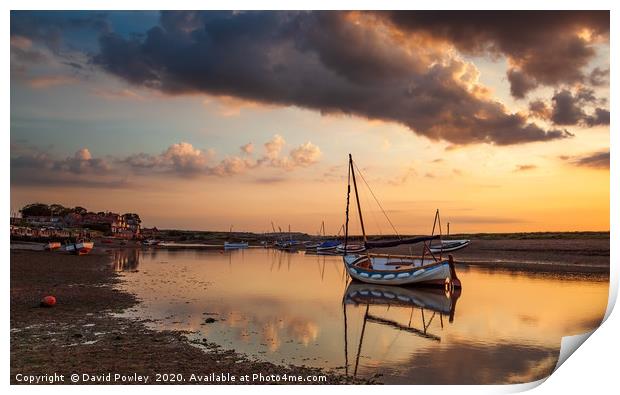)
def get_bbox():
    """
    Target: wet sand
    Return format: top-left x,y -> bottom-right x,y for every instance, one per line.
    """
10,250 -> 370,385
